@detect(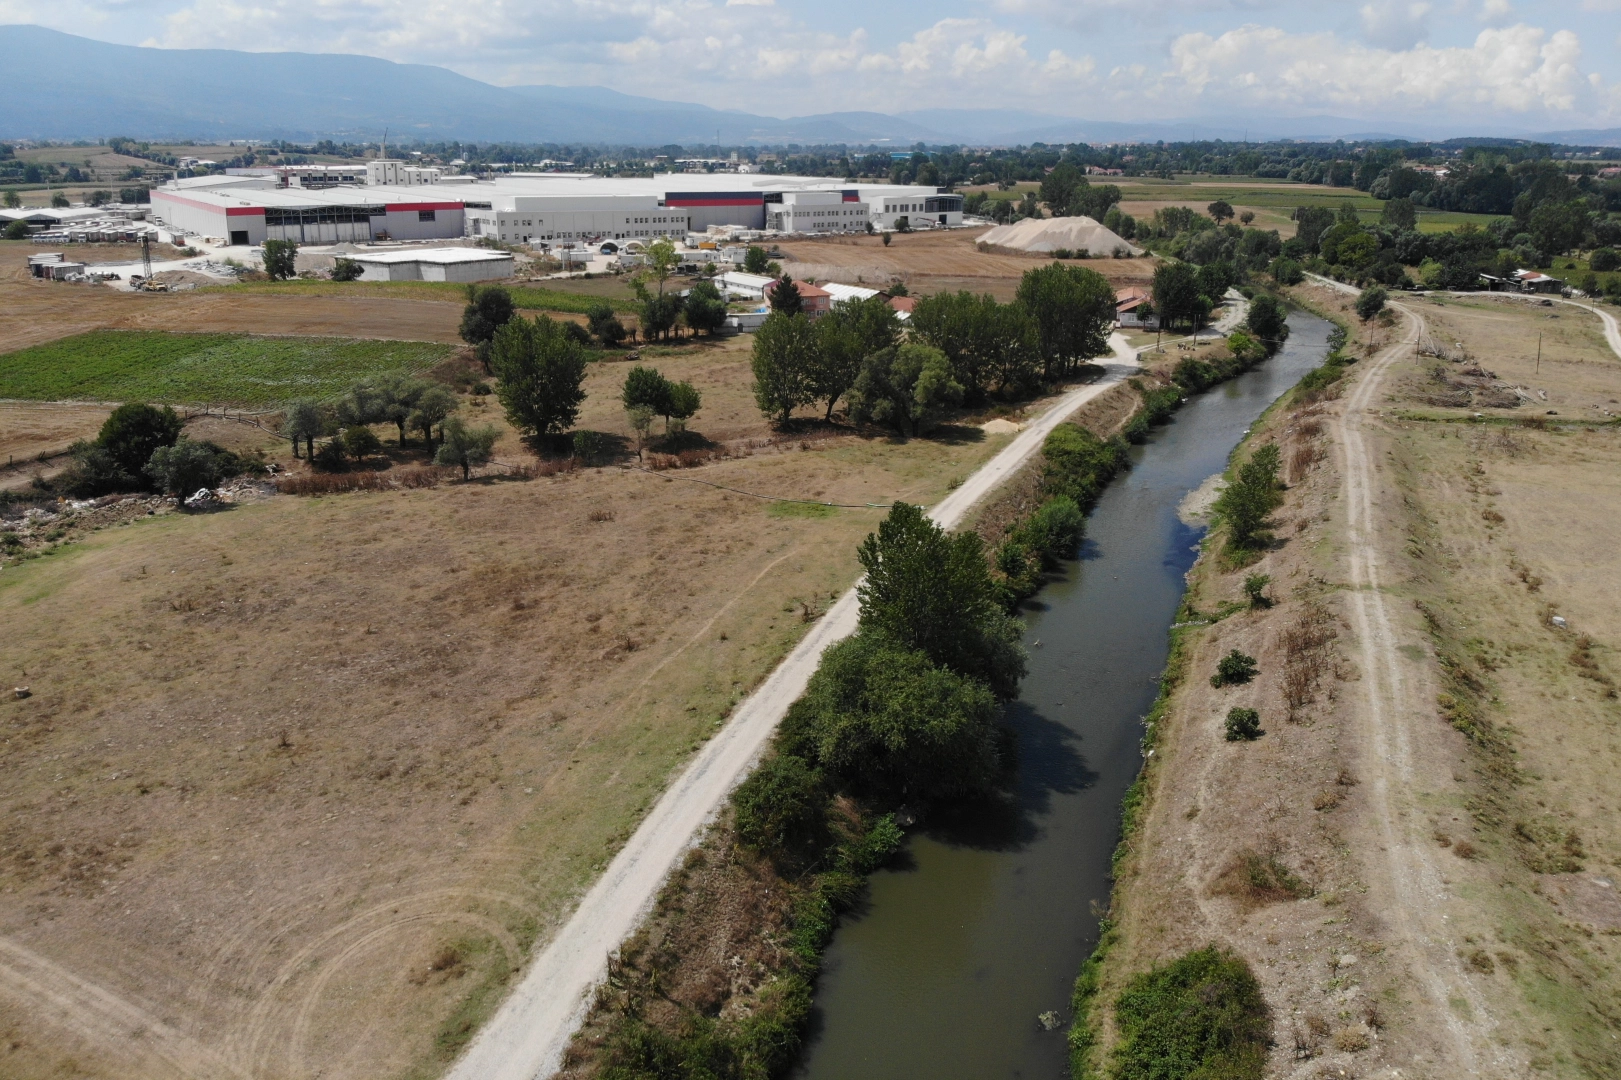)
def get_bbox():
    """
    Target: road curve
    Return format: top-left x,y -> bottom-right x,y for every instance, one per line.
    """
450,304 -> 1252,1080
